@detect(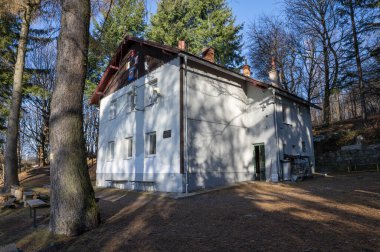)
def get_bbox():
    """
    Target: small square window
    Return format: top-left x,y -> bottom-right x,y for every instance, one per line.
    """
109,100 -> 117,120
146,132 -> 156,156
125,137 -> 133,159
107,141 -> 115,161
